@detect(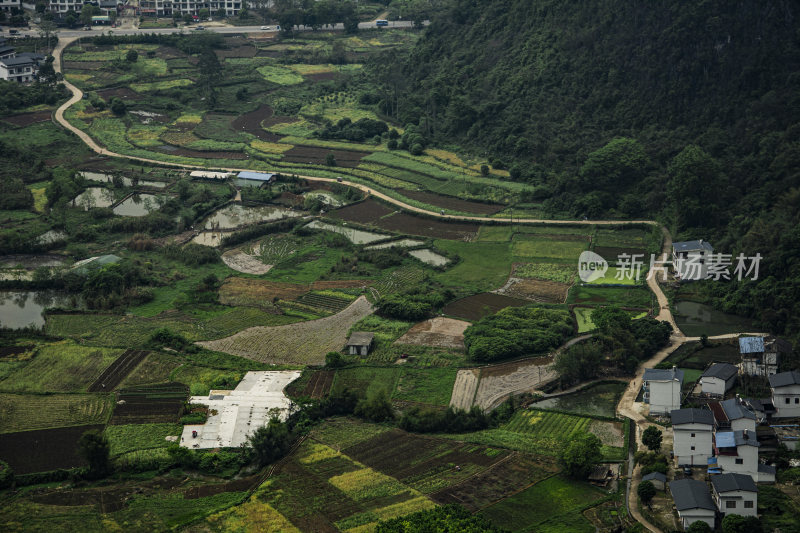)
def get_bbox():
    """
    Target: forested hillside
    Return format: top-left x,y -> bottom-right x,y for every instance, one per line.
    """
366,0 -> 800,341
